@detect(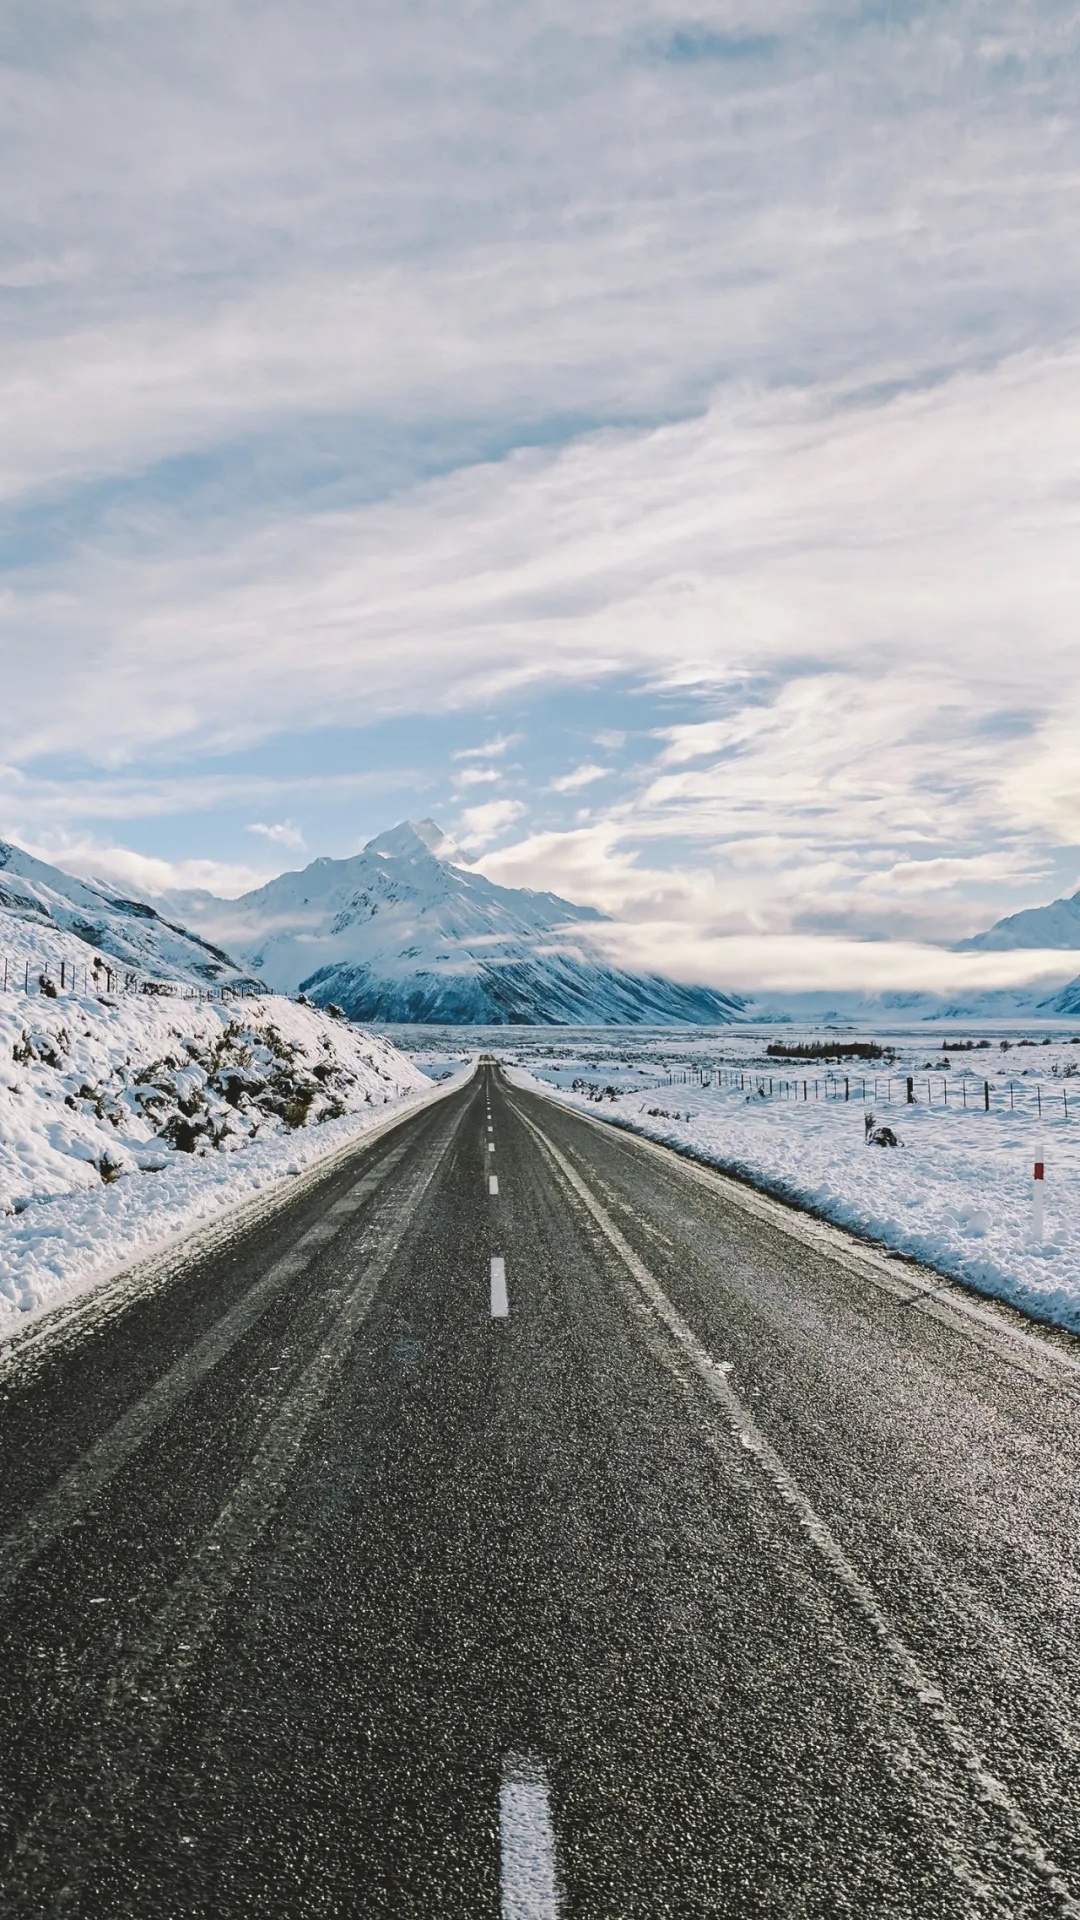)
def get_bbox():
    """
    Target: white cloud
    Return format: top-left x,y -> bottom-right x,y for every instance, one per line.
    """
583,927 -> 1080,998
16,838 -> 271,902
9,348 -> 1080,779
452,735 -> 520,761
550,763 -> 610,793
453,766 -> 501,789
247,819 -> 306,850
2,1 -> 1077,517
456,799 -> 527,850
